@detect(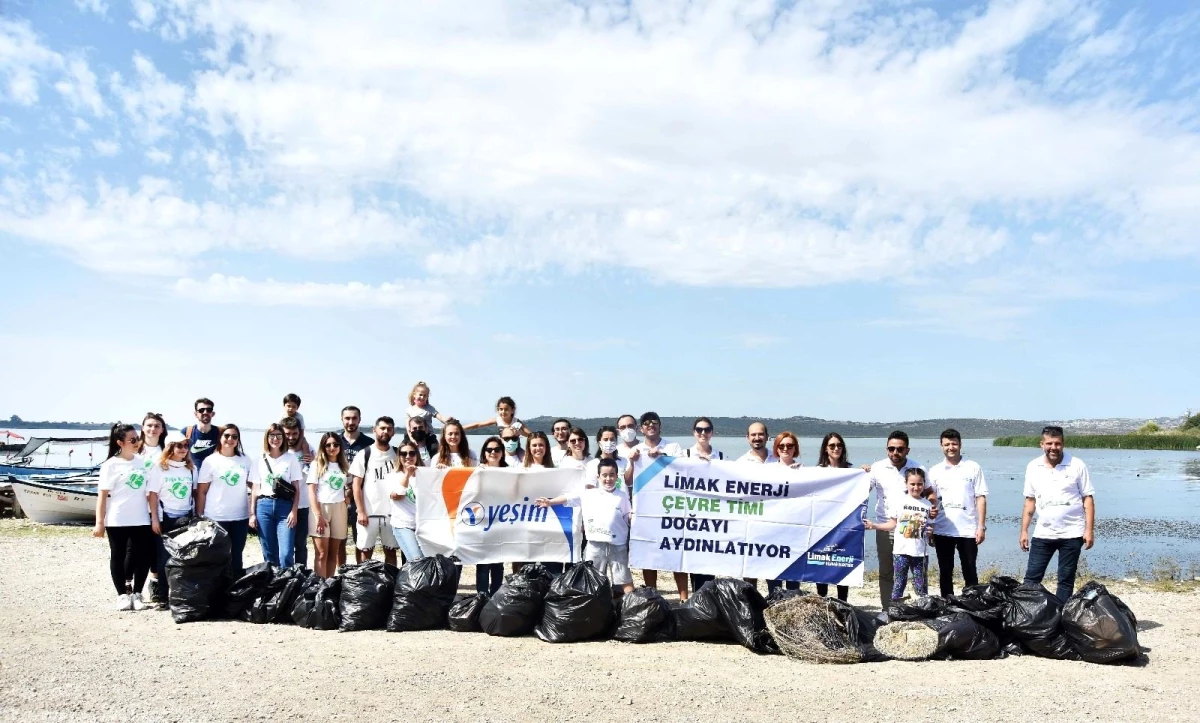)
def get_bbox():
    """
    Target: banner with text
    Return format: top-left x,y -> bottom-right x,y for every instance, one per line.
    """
630,456 -> 869,585
414,467 -> 584,565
